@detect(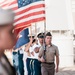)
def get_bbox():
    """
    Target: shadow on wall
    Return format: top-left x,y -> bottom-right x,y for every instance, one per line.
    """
74,47 -> 75,64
